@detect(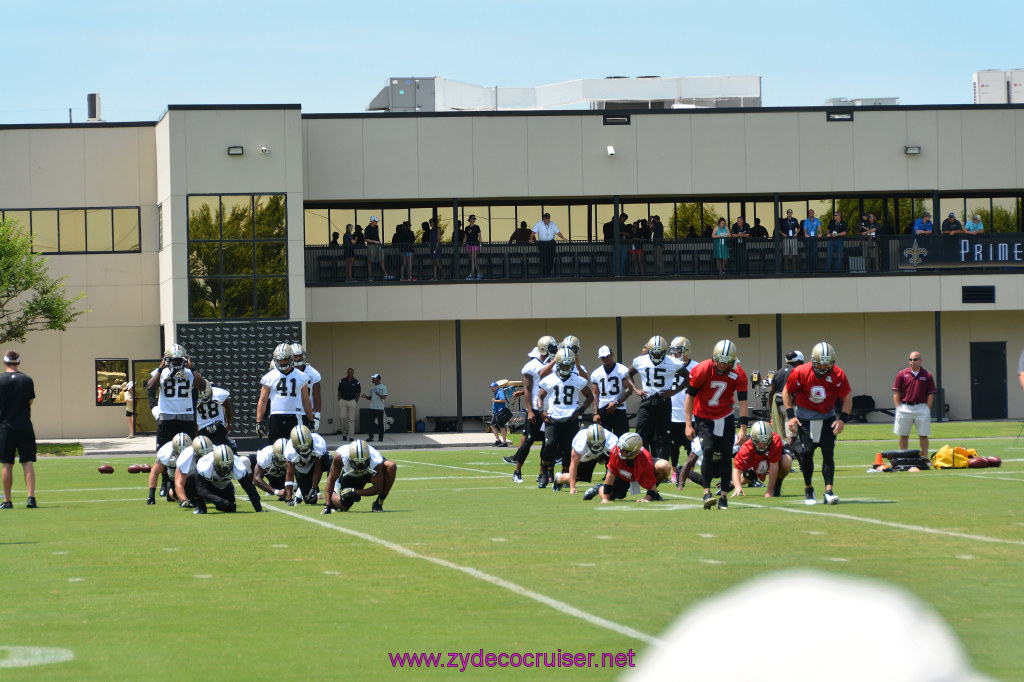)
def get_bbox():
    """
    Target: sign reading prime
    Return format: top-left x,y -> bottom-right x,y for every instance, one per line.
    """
959,238 -> 1024,263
